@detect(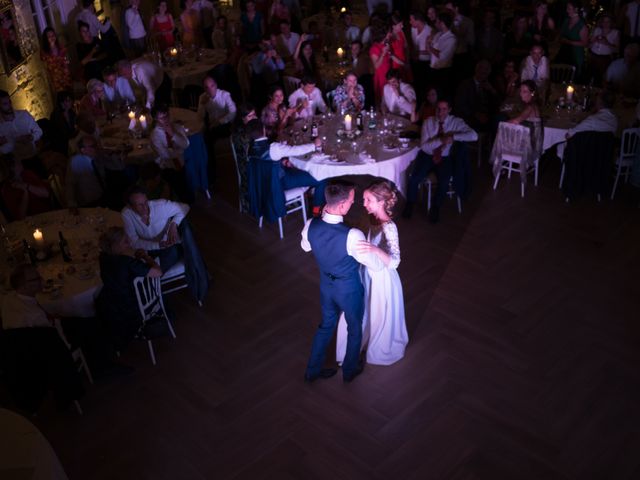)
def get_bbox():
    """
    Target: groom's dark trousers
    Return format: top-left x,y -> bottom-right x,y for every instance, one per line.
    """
306,218 -> 364,379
